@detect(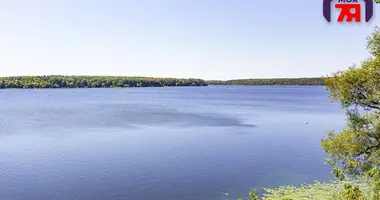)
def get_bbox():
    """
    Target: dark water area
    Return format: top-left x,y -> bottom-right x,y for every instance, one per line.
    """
0,86 -> 346,200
